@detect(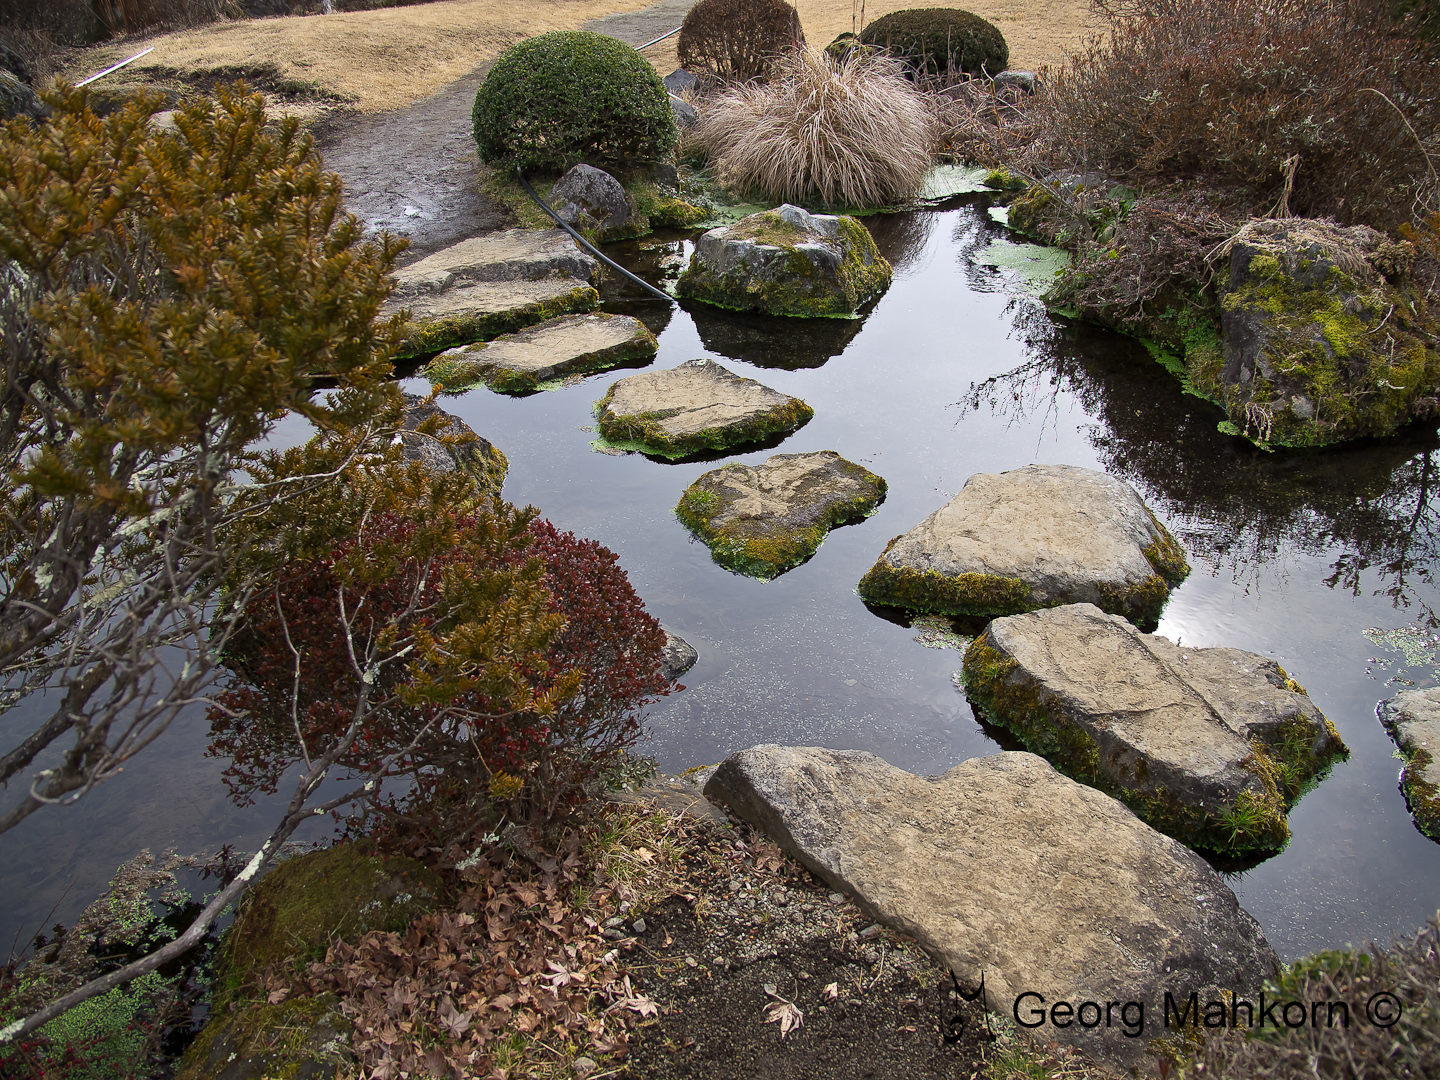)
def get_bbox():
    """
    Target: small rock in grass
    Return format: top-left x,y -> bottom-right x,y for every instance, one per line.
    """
596,358 -> 813,458
676,451 -> 886,579
963,603 -> 1348,855
857,462 -> 1188,629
